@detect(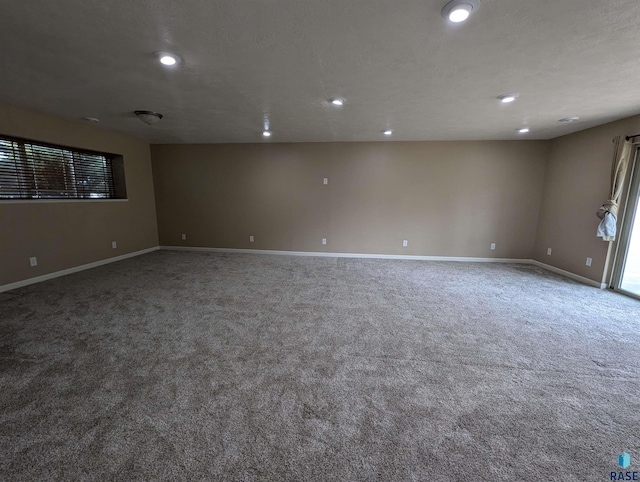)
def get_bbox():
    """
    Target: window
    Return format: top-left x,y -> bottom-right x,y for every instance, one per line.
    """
0,135 -> 126,200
